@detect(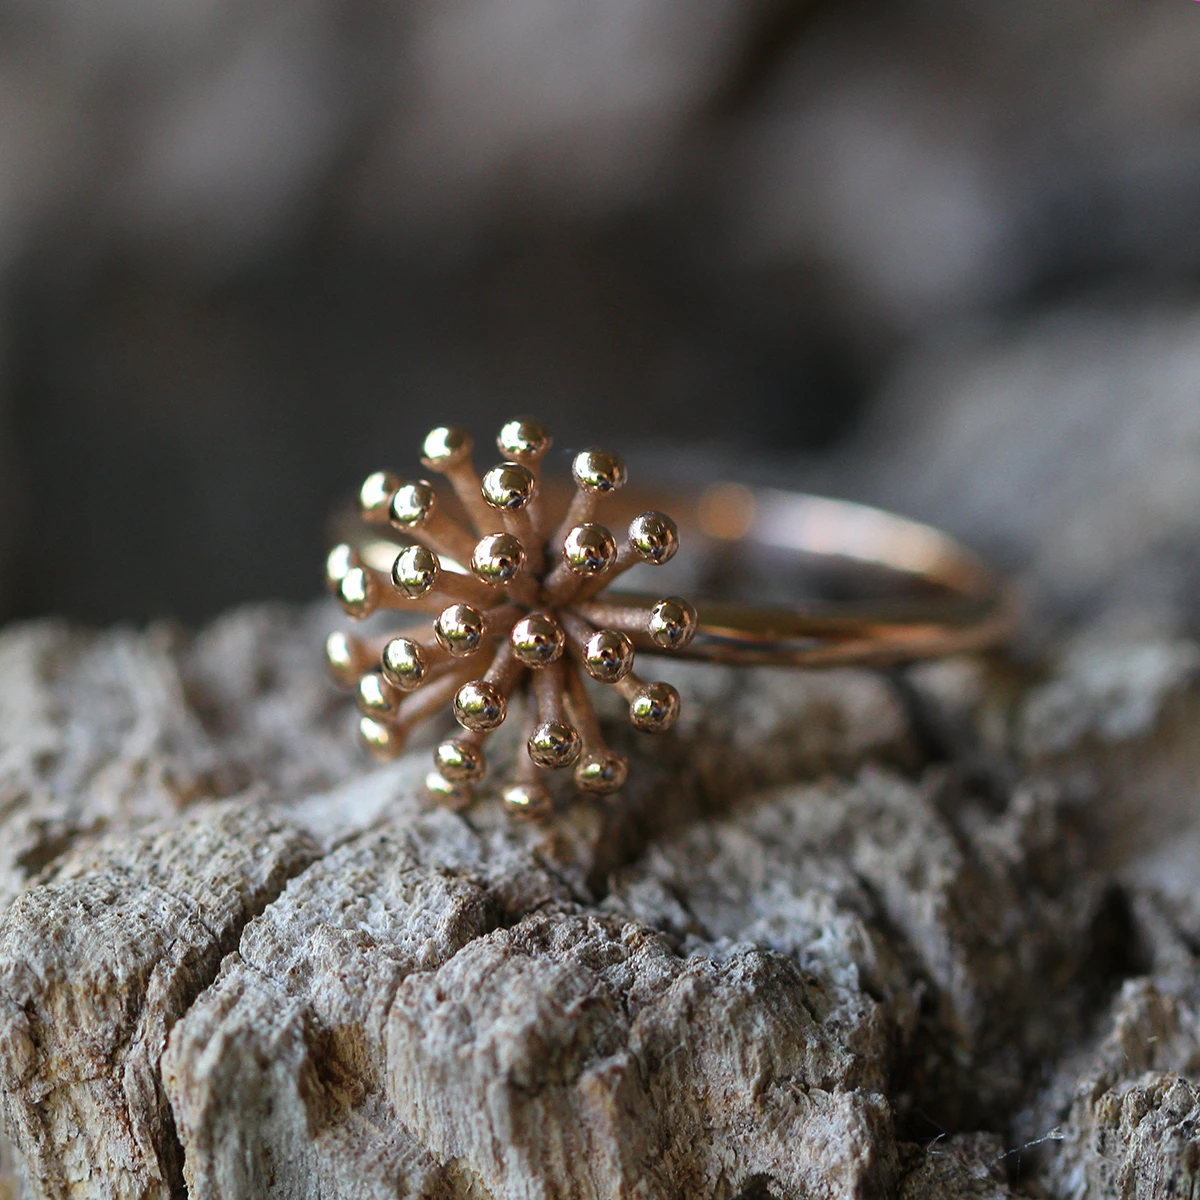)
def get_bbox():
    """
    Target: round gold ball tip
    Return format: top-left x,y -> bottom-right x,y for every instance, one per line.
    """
381,637 -> 428,690
481,463 -> 537,510
574,751 -> 628,794
425,771 -> 473,809
629,512 -> 679,564
648,597 -> 698,650
471,533 -> 526,584
572,449 -> 627,494
497,419 -> 552,462
358,672 -> 402,717
359,471 -> 400,522
562,524 -> 617,575
454,680 -> 507,731
326,543 -> 358,592
389,481 -> 438,528
325,630 -> 364,686
337,566 -> 377,618
582,629 -> 634,683
503,782 -> 555,819
629,681 -> 680,733
360,716 -> 405,761
392,545 -> 441,598
510,613 -> 565,667
435,738 -> 487,782
528,720 -> 582,768
434,604 -> 486,656
421,427 -> 473,470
